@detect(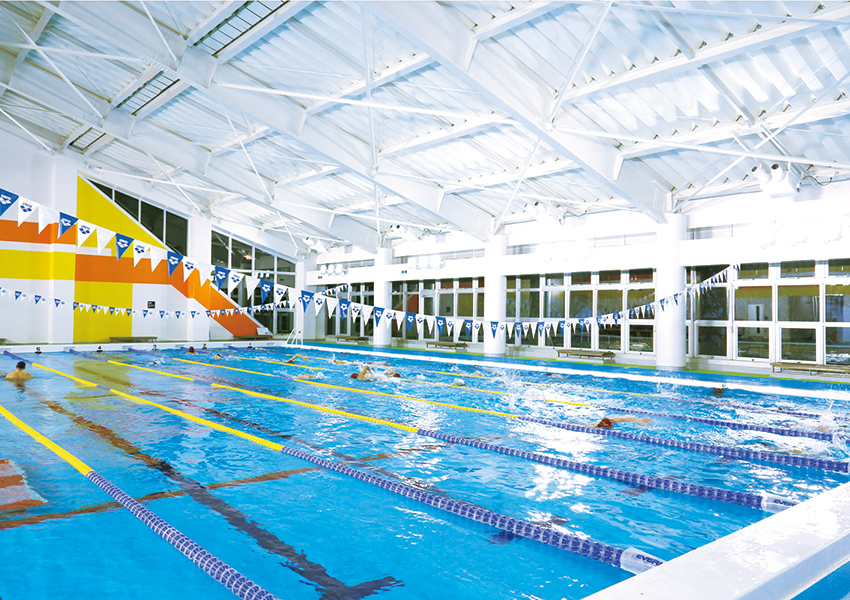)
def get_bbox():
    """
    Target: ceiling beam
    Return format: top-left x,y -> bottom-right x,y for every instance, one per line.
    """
473,2 -> 563,40
364,0 -> 668,222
